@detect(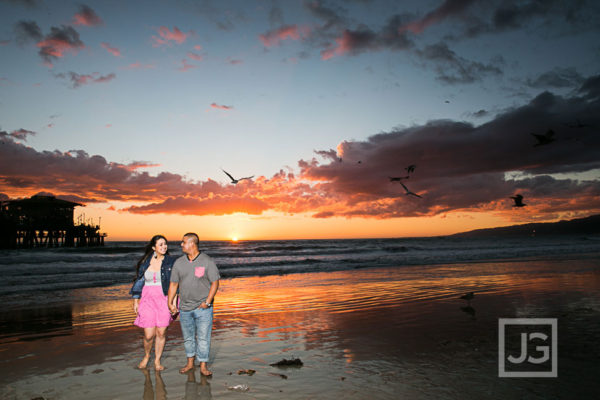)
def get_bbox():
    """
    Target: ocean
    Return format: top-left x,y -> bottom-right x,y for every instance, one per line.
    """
1,235 -> 599,306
